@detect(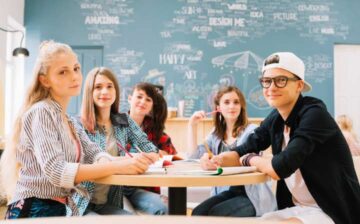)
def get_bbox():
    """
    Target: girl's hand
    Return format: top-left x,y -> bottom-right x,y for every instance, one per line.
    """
159,150 -> 169,157
134,152 -> 159,165
200,153 -> 218,170
210,155 -> 223,167
239,155 -> 245,166
189,110 -> 206,126
115,152 -> 159,174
